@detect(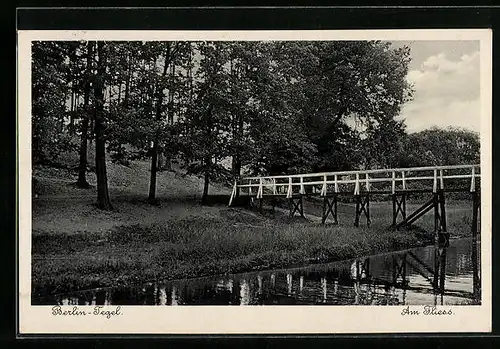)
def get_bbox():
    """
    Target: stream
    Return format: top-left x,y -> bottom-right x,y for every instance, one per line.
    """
36,238 -> 481,306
